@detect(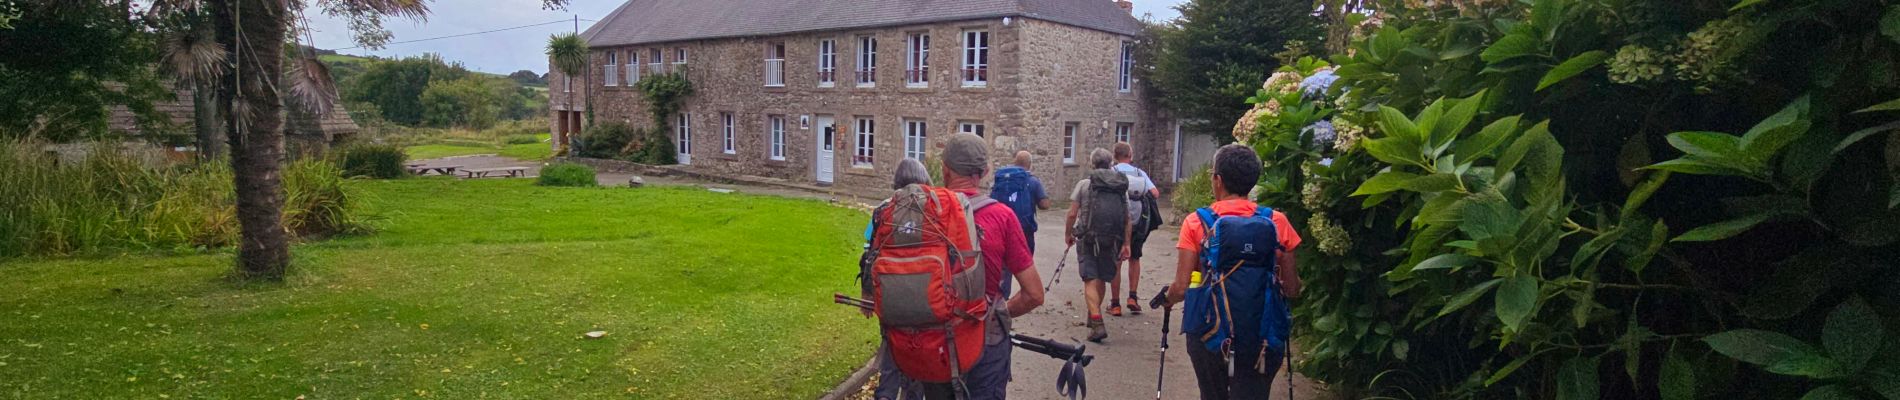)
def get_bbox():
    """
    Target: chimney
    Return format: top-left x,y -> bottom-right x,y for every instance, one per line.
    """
1115,0 -> 1134,14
